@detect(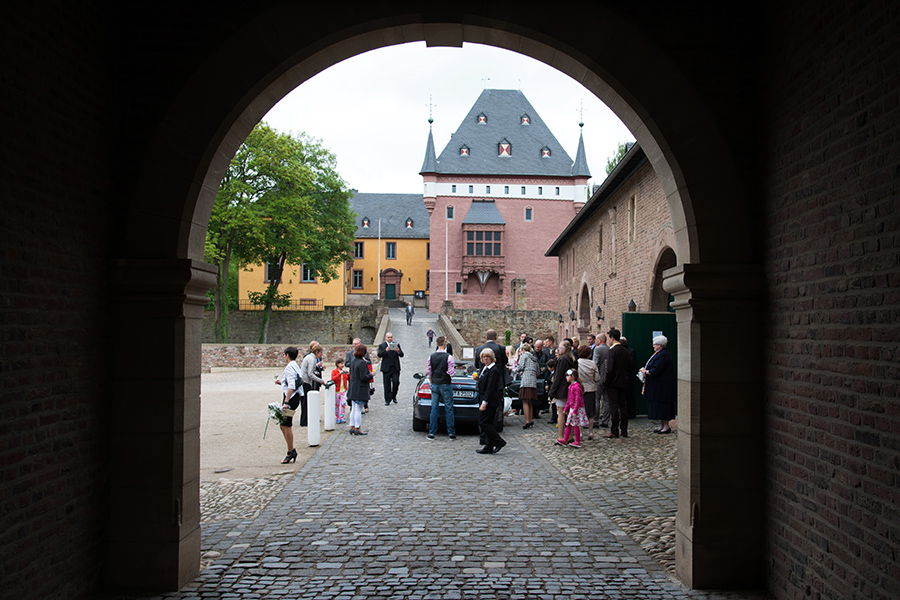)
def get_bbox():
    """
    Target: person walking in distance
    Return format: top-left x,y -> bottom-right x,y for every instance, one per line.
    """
426,327 -> 435,347
426,336 -> 456,440
602,328 -> 632,438
377,332 -> 403,405
405,302 -> 415,325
